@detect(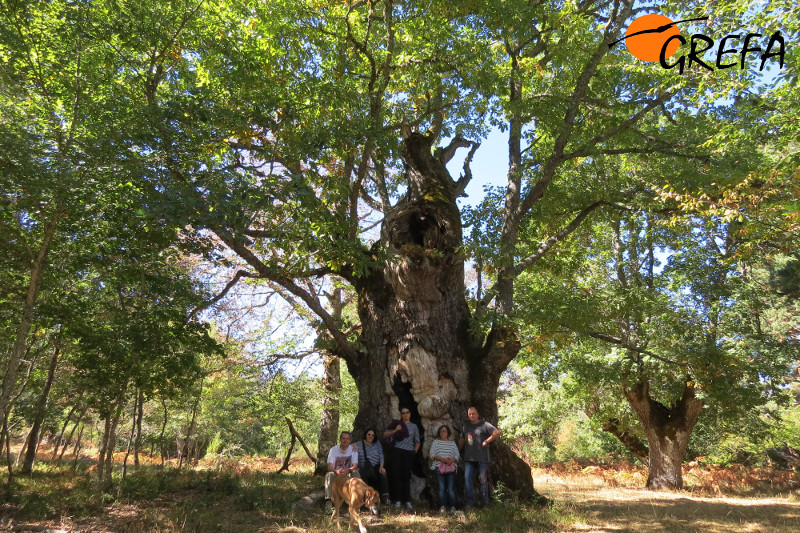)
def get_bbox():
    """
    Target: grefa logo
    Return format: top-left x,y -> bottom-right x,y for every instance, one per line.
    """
609,13 -> 787,74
